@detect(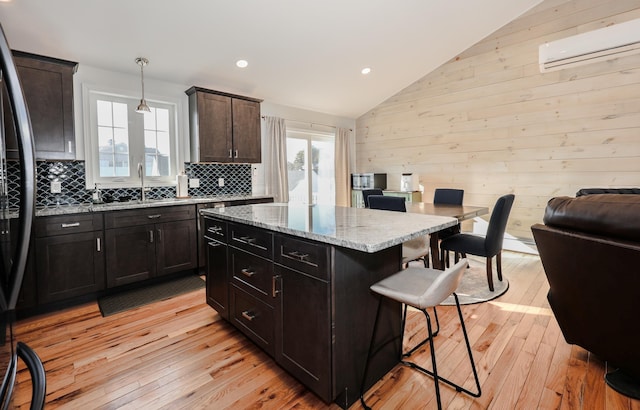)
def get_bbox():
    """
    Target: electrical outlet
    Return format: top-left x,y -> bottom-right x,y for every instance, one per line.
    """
189,178 -> 200,188
218,178 -> 225,187
50,181 -> 62,193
